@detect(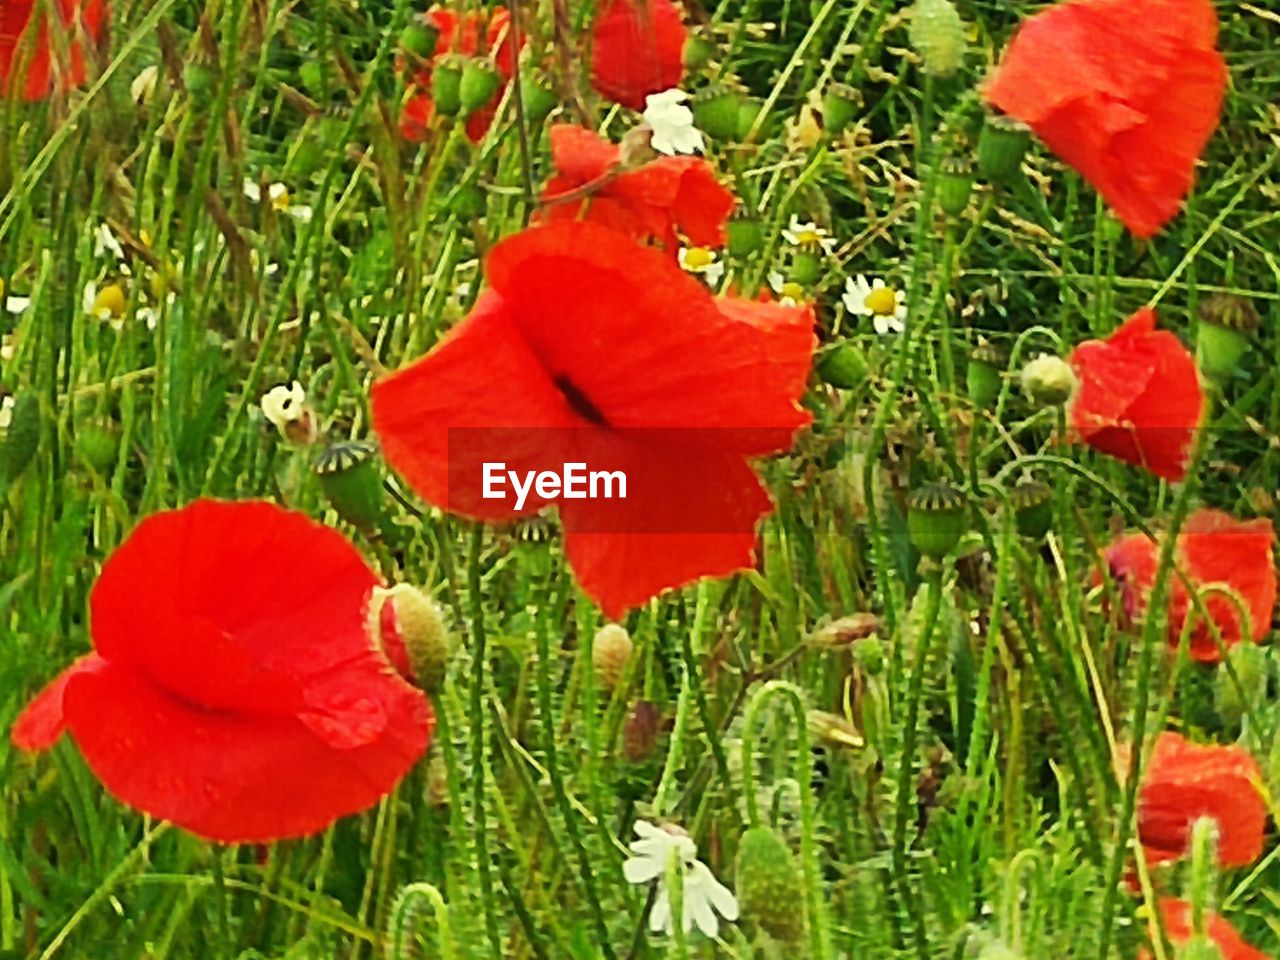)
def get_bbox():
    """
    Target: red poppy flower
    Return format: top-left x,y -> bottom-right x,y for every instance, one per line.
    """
1139,899 -> 1268,960
1,0 -> 105,100
11,500 -> 432,843
400,6 -> 516,143
983,0 -> 1226,239
1104,509 -> 1276,662
590,0 -> 686,111
371,221 -> 814,618
1068,307 -> 1204,481
538,124 -> 734,251
1128,732 -> 1267,869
